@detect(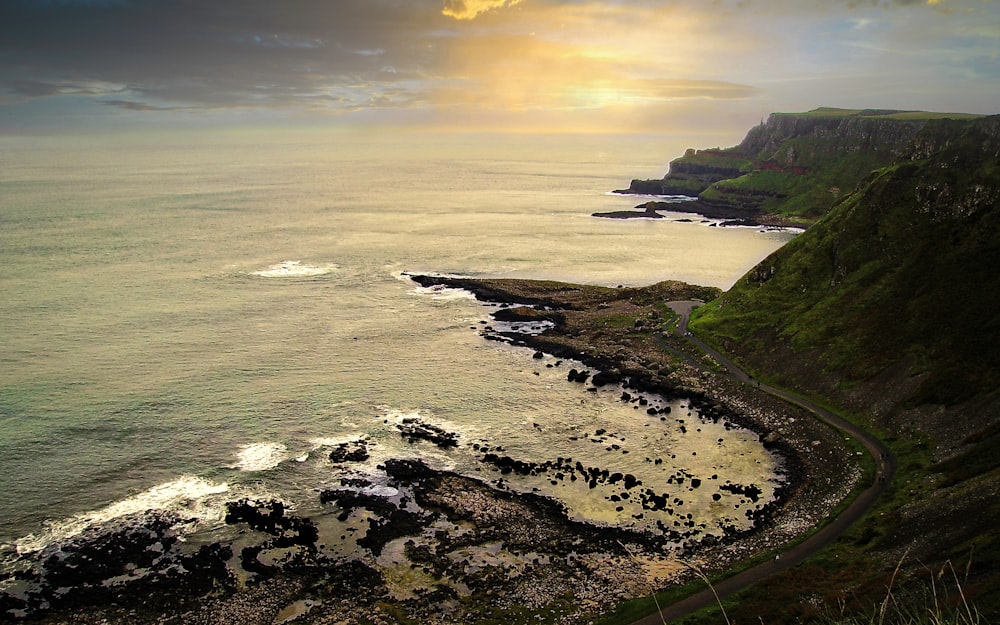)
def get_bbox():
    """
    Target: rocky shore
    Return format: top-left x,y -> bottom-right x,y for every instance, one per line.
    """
600,197 -> 804,228
1,276 -> 863,625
